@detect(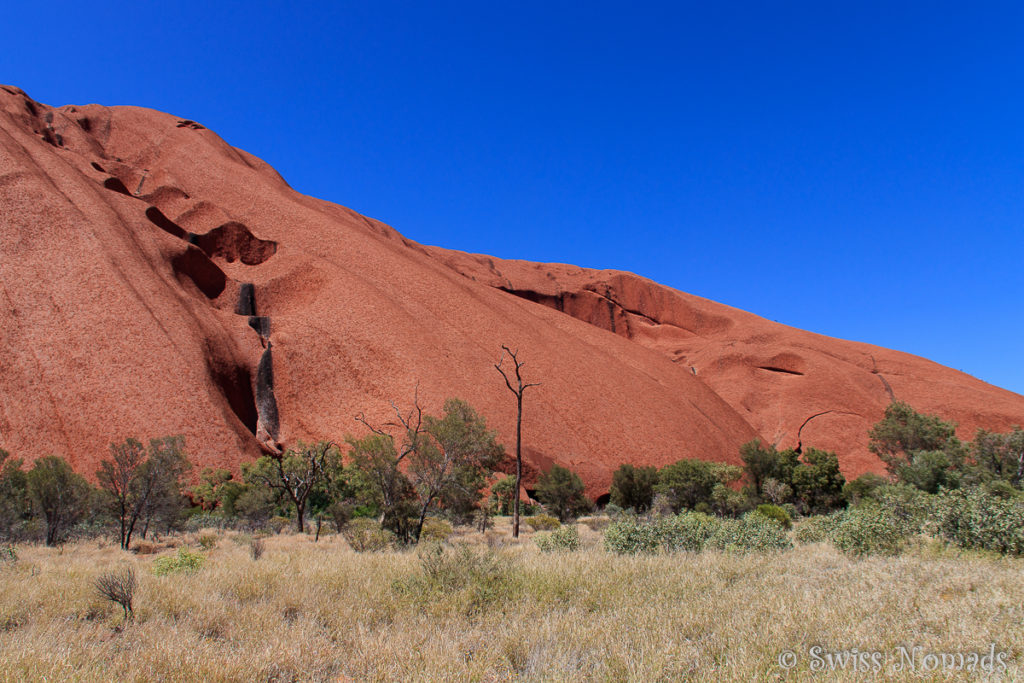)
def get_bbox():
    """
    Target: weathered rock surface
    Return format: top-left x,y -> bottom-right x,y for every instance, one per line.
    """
1,85 -> 1021,495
